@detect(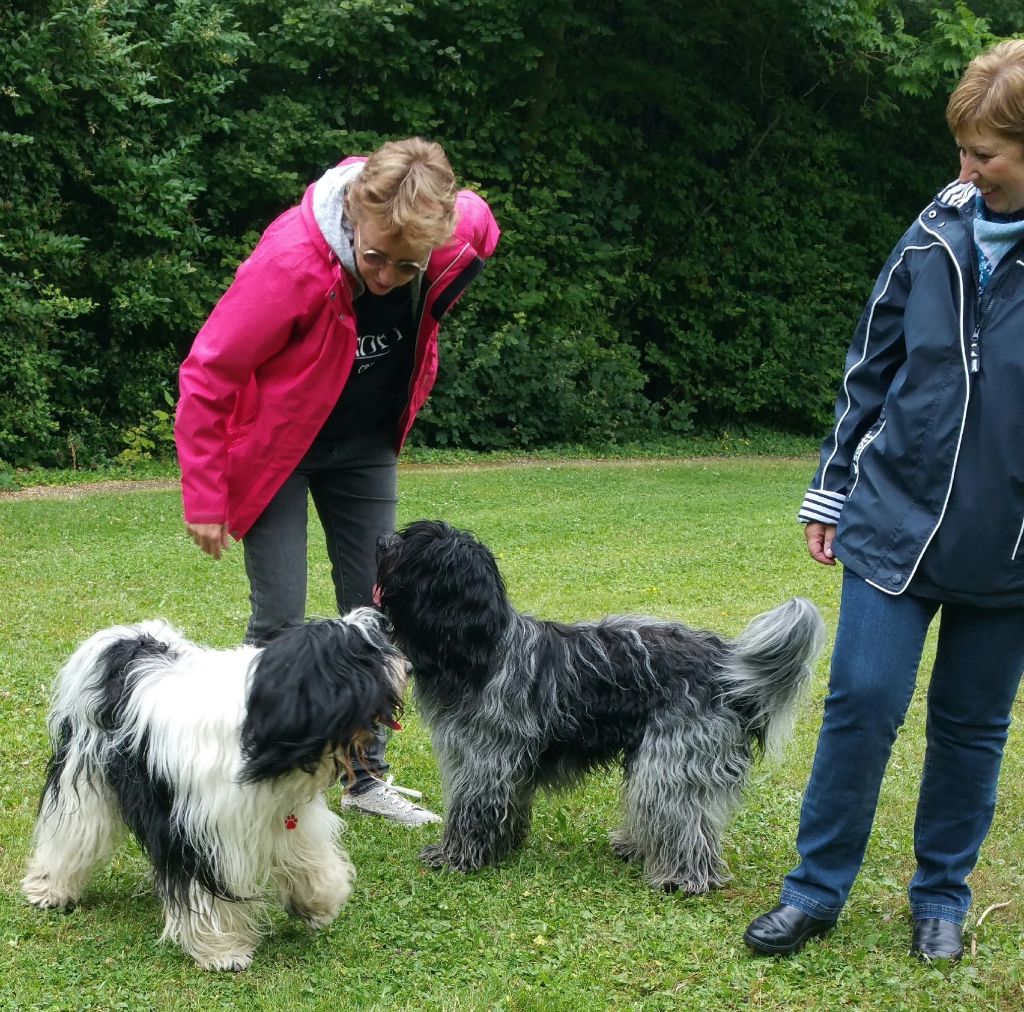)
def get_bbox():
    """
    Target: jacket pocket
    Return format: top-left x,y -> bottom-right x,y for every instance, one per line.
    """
226,378 -> 261,444
852,419 -> 885,476
226,420 -> 256,447
1013,515 -> 1024,561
